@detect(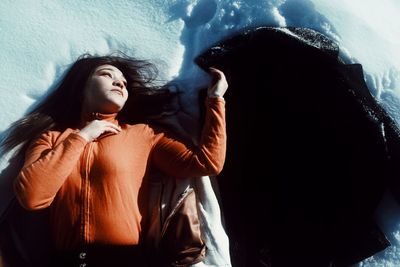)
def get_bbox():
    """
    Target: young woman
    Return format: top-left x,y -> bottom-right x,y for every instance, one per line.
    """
1,53 -> 228,267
